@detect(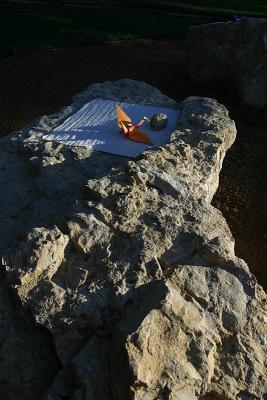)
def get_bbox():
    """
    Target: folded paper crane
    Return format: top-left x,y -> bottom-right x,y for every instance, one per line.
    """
116,105 -> 153,145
